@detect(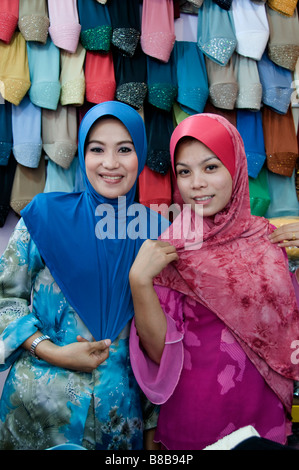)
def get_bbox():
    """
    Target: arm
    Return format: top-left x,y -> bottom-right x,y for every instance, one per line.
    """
144,428 -> 161,450
129,240 -> 178,364
0,219 -> 110,372
0,220 -> 43,368
130,285 -> 185,404
22,333 -> 111,373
